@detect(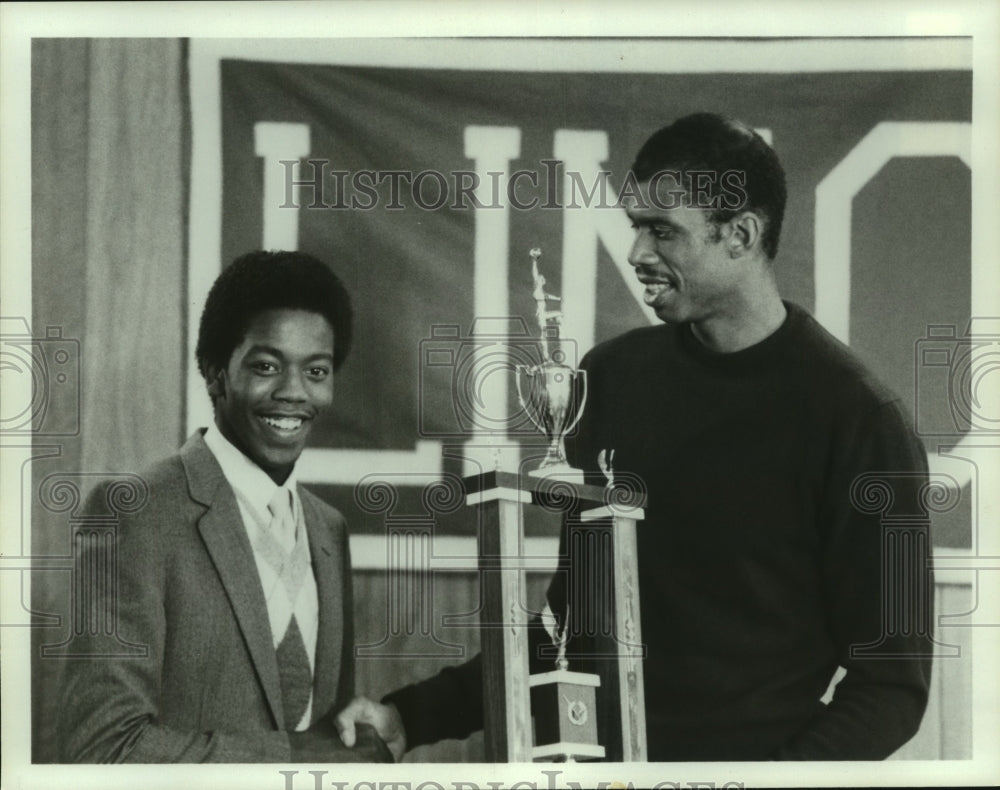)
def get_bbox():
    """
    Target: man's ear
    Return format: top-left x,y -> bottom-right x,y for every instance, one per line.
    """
725,211 -> 762,258
206,366 -> 227,401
